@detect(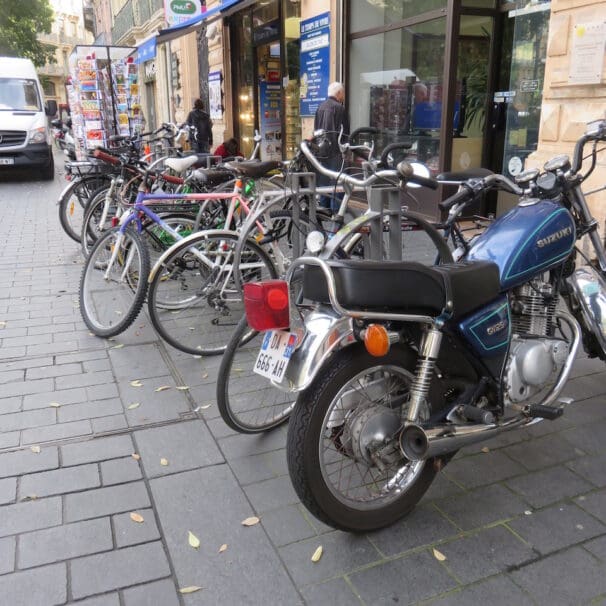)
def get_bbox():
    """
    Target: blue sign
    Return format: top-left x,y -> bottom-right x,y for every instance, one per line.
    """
136,37 -> 156,64
299,12 -> 330,117
259,81 -> 282,161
